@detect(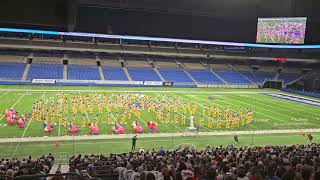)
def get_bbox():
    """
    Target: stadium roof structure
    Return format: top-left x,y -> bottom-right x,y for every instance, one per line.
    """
0,27 -> 319,64
0,27 -> 320,49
